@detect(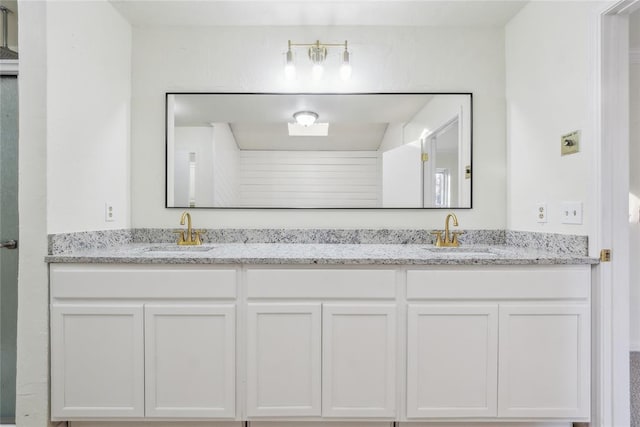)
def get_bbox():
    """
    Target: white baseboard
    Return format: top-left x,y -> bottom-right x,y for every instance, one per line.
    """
630,340 -> 640,352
